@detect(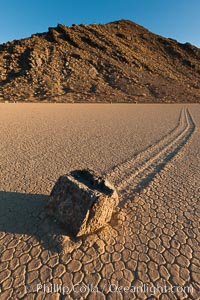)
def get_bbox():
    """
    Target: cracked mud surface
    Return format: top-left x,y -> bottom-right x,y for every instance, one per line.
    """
0,104 -> 199,299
